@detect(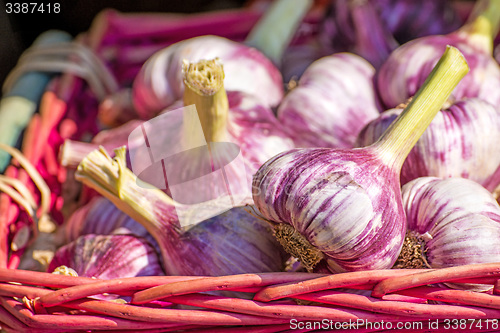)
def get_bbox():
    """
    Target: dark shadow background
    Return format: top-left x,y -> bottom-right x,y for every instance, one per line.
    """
0,0 -> 247,88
